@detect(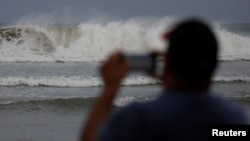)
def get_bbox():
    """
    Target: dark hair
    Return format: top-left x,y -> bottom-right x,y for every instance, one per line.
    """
167,19 -> 218,82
